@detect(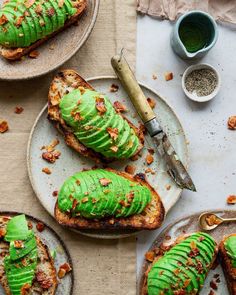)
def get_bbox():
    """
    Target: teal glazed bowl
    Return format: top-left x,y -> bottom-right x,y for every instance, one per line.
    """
171,10 -> 218,60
